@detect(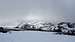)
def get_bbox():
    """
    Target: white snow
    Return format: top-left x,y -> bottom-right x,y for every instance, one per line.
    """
0,31 -> 75,42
